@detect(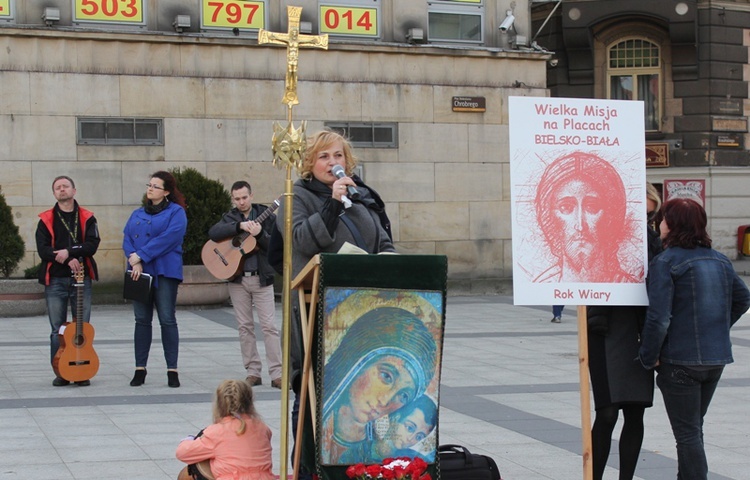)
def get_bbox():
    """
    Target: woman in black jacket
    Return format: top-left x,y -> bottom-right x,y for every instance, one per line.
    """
586,183 -> 662,480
